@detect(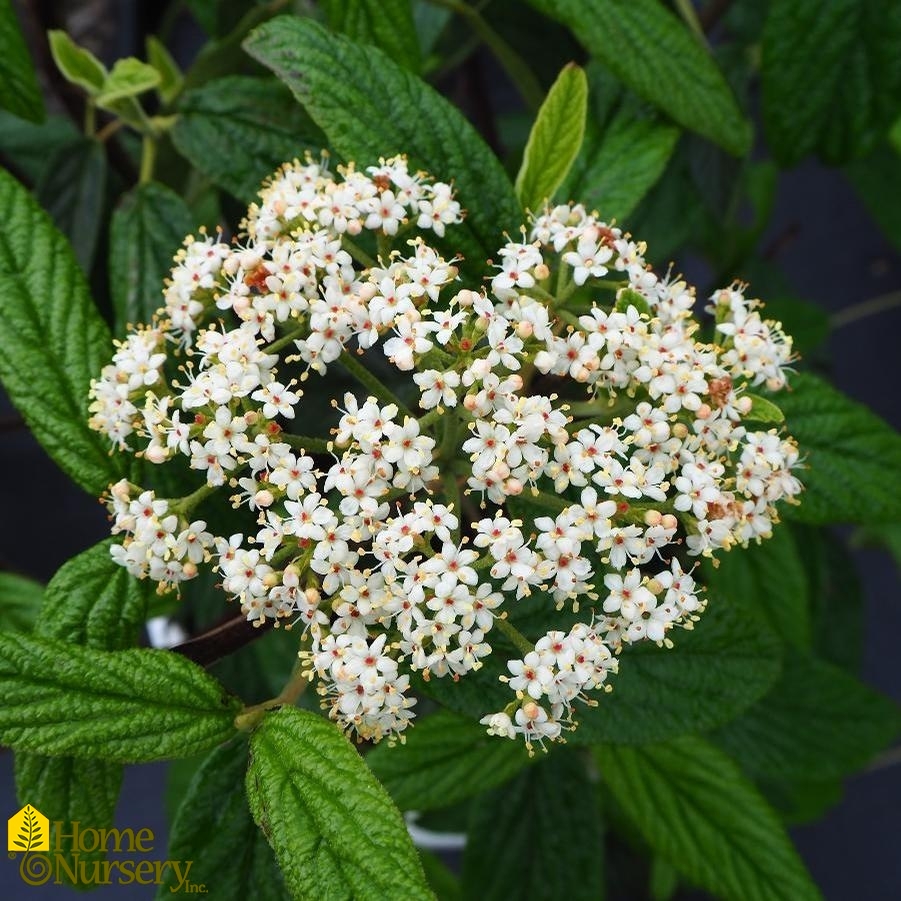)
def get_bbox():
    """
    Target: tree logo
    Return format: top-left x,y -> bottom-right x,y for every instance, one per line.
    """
7,805 -> 48,853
